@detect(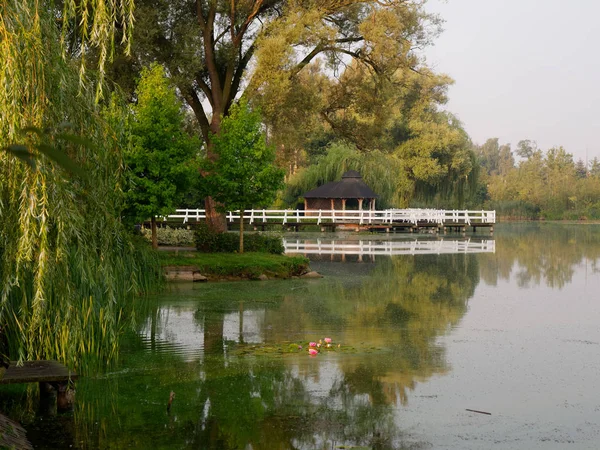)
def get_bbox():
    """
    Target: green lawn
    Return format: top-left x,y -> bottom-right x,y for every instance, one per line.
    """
159,251 -> 310,280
